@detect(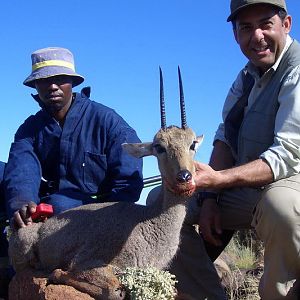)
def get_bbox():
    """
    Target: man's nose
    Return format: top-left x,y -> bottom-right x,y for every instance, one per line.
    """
48,82 -> 59,90
252,28 -> 264,42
